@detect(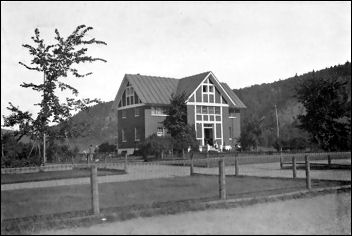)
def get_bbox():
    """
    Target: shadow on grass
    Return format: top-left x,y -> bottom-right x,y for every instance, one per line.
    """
1,168 -> 126,184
